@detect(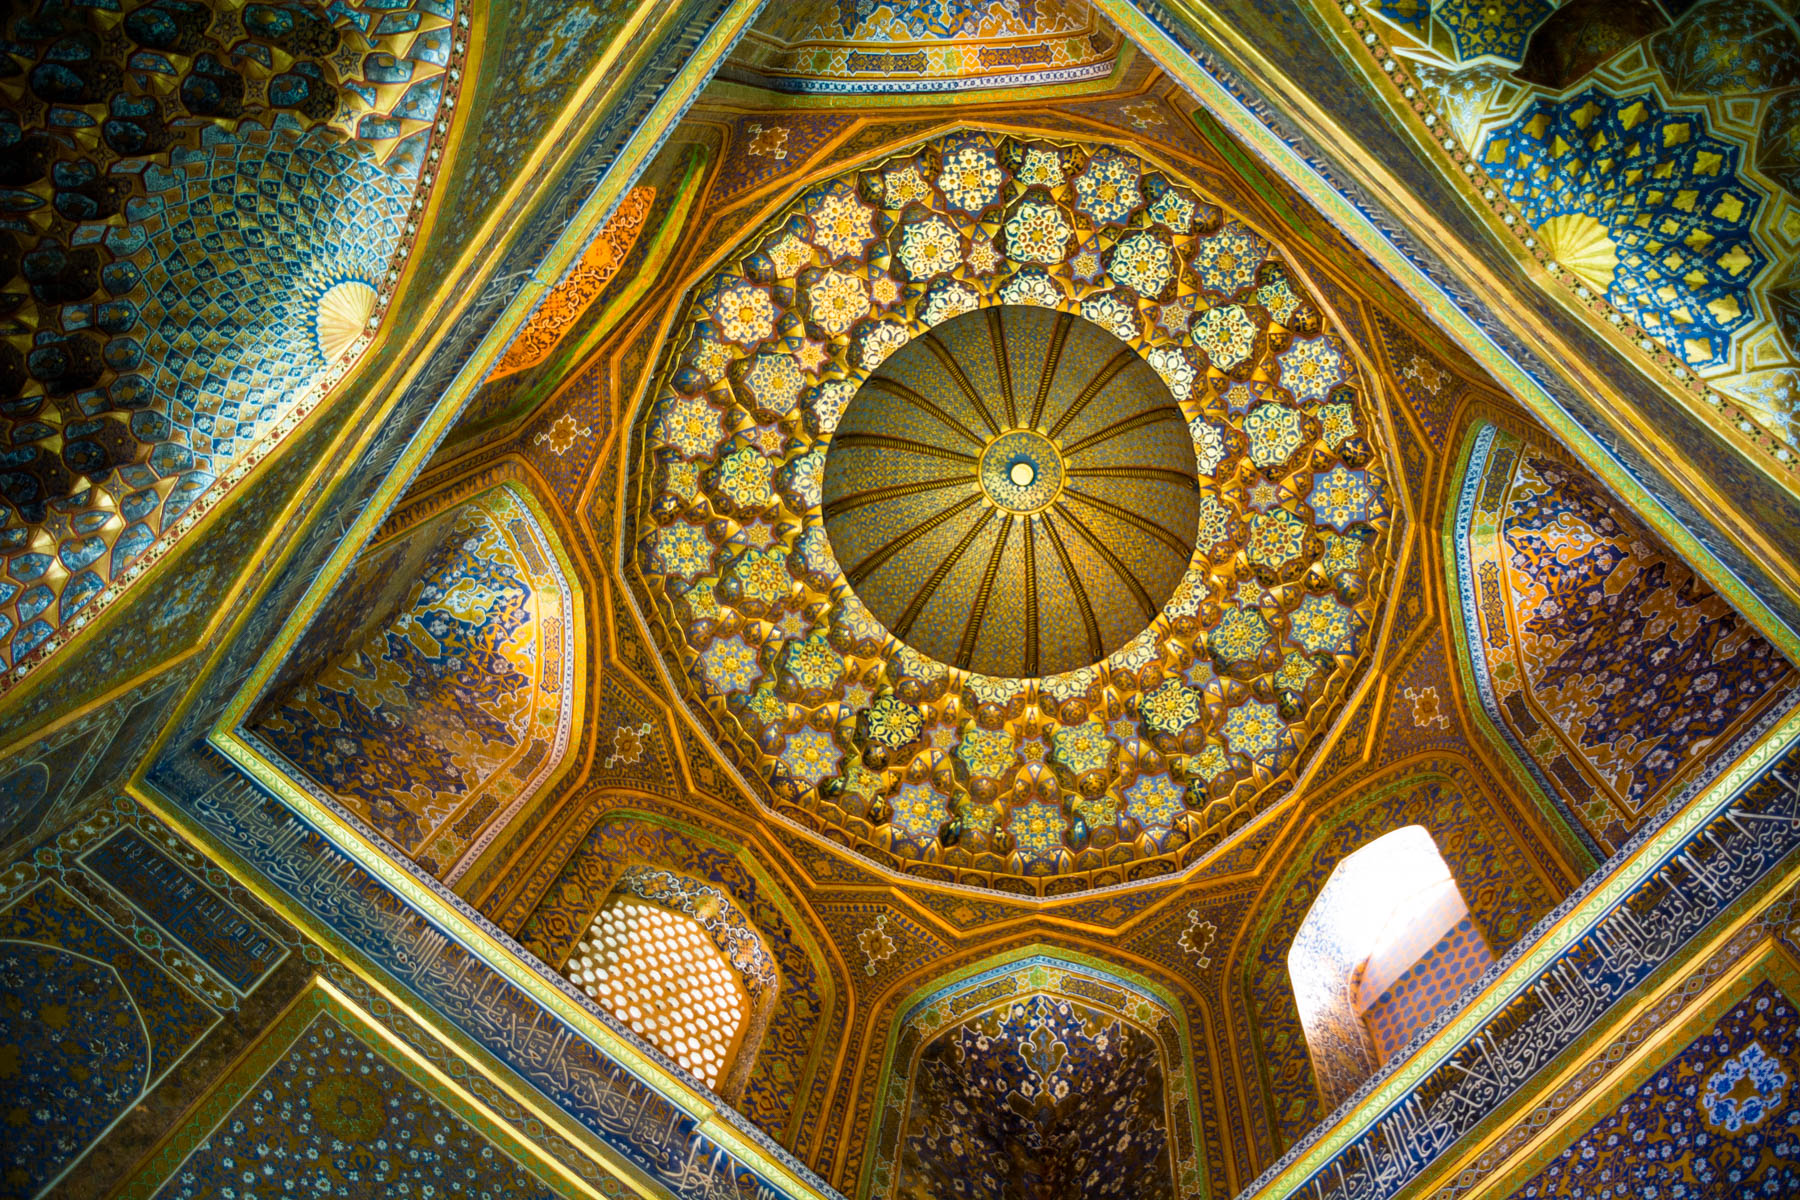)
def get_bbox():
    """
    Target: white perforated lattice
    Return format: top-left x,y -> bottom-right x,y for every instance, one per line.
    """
567,896 -> 748,1088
